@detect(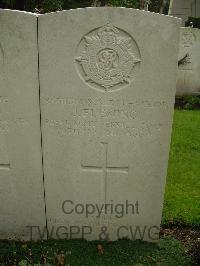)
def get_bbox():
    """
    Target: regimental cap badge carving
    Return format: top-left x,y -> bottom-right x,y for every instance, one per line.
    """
75,23 -> 141,92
